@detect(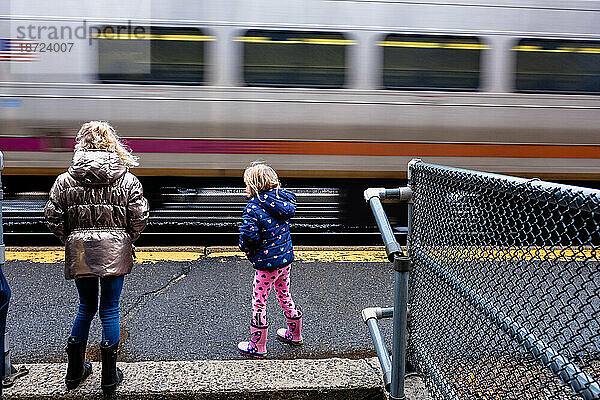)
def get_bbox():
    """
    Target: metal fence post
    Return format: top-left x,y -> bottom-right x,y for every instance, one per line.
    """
390,256 -> 410,400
